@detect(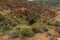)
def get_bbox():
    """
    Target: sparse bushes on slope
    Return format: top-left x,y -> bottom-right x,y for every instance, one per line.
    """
0,11 -> 29,31
0,2 -> 58,39
0,11 -> 35,37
